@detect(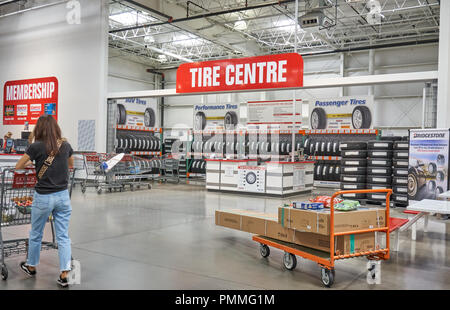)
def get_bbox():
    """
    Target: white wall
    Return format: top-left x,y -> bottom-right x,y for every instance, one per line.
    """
161,44 -> 439,136
108,57 -> 157,92
0,0 -> 109,151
